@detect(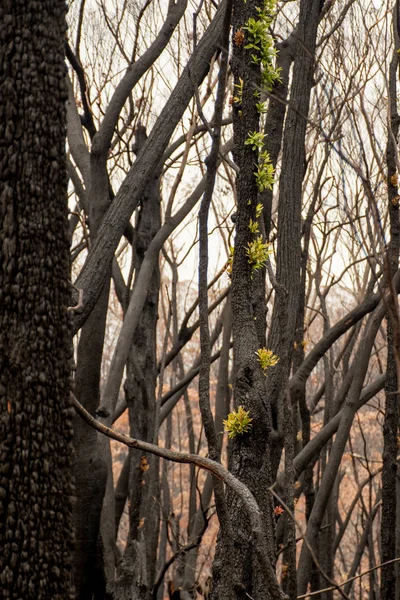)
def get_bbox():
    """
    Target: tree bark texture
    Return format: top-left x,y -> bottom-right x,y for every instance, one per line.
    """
267,0 -> 323,478
0,1 -> 74,598
116,127 -> 161,600
211,1 -> 286,598
381,3 -> 400,598
73,285 -> 109,600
